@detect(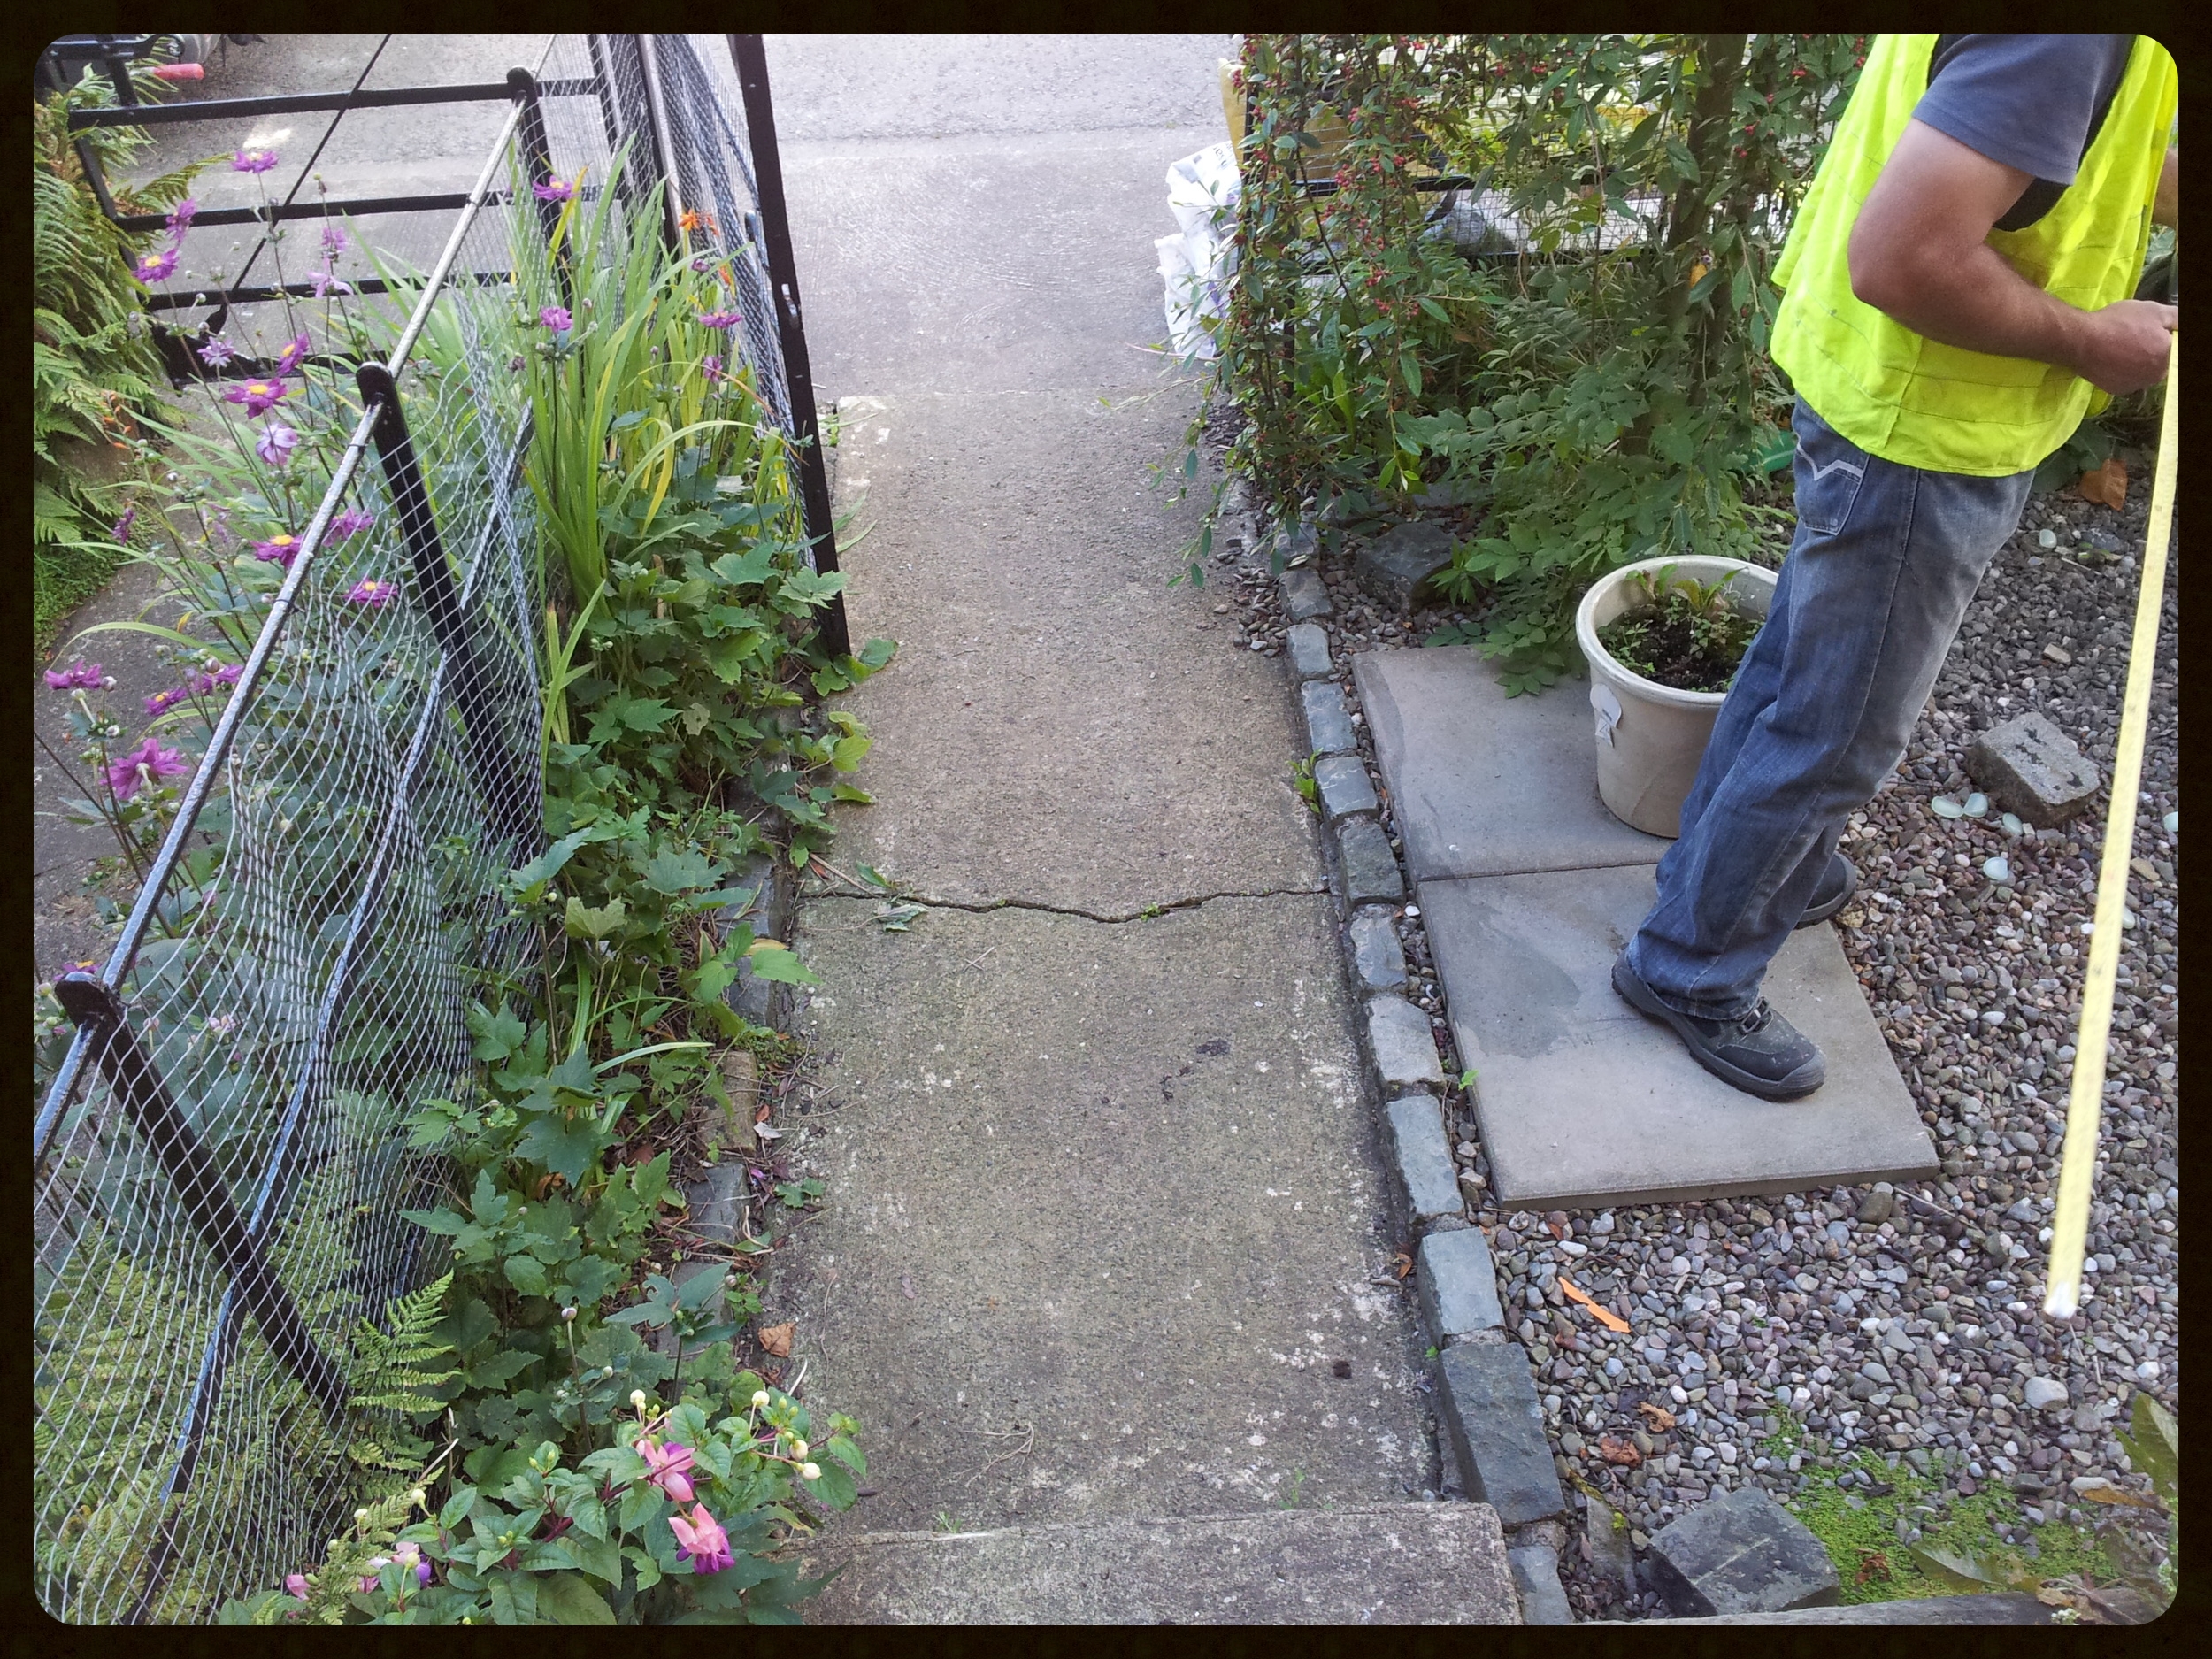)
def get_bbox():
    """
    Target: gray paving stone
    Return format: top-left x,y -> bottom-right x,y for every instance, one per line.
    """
1337,817 -> 1405,906
1355,519 -> 1455,612
723,854 -> 797,1030
1300,680 -> 1357,756
1419,865 -> 1935,1210
1434,1342 -> 1565,1526
1314,754 -> 1379,823
1417,1225 -> 1504,1338
1507,1540 -> 1576,1624
1622,1594 -> 2055,1624
1385,1094 -> 1461,1220
1966,711 -> 2101,827
1348,906 -> 1407,993
1369,999 -> 1445,1094
1644,1485 -> 1839,1617
1353,646 -> 1671,881
1271,517 -> 1319,566
1281,565 -> 1333,620
1285,622 -> 1333,680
